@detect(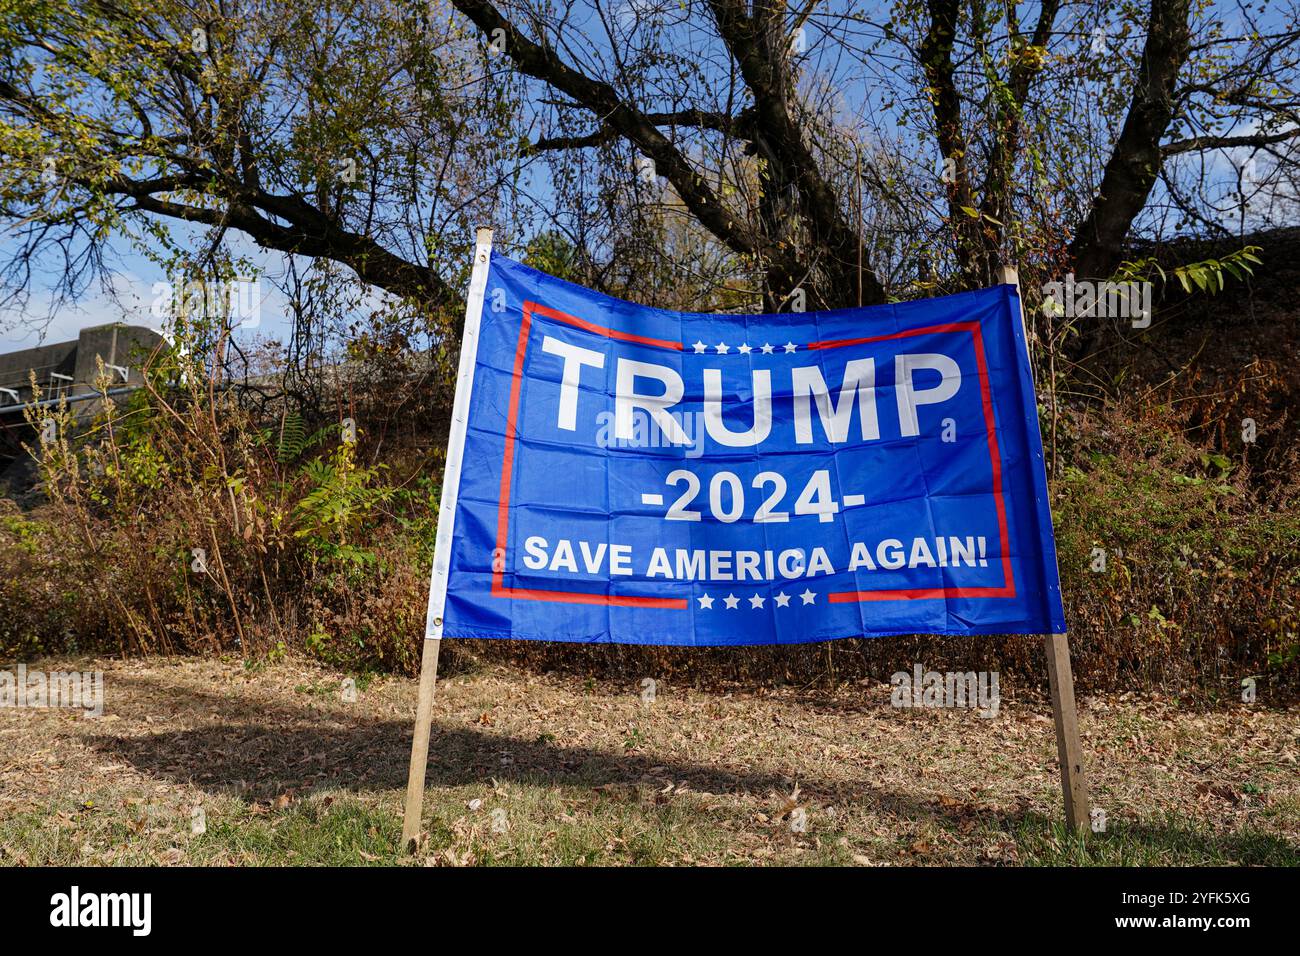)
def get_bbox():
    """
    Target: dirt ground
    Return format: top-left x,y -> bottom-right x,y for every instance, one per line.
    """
0,654 -> 1296,866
